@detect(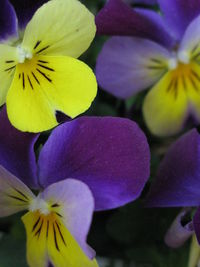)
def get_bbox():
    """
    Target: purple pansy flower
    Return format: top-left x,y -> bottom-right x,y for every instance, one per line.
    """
0,107 -> 150,267
0,0 -> 48,43
146,129 -> 200,247
96,0 -> 200,136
